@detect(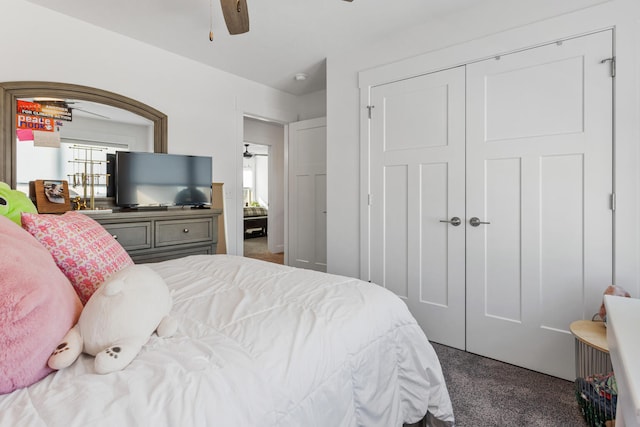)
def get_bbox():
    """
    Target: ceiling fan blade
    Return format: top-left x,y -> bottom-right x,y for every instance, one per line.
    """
220,0 -> 249,35
73,107 -> 111,120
